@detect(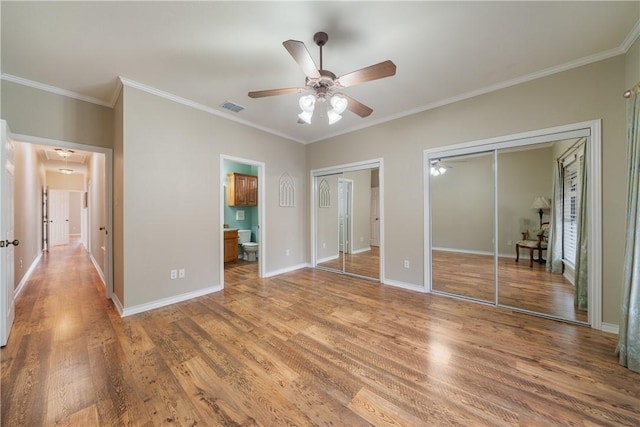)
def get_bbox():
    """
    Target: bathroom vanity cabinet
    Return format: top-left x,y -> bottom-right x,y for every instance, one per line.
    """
224,229 -> 238,263
227,173 -> 257,206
